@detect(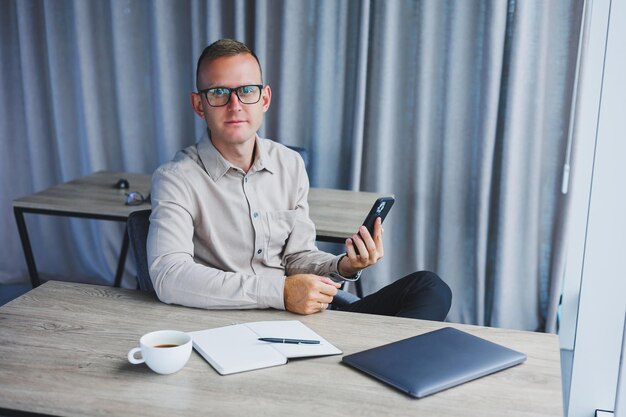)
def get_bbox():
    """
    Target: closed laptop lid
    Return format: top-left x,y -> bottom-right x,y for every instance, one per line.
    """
342,327 -> 527,398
